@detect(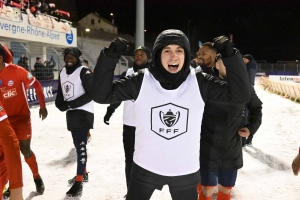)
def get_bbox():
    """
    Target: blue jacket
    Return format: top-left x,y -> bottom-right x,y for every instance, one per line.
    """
246,60 -> 258,85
